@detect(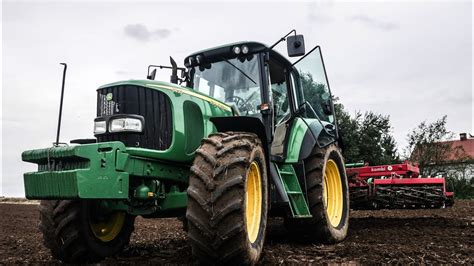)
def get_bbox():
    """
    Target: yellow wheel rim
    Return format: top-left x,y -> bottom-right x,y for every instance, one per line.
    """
245,161 -> 262,243
323,159 -> 343,227
89,211 -> 126,242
